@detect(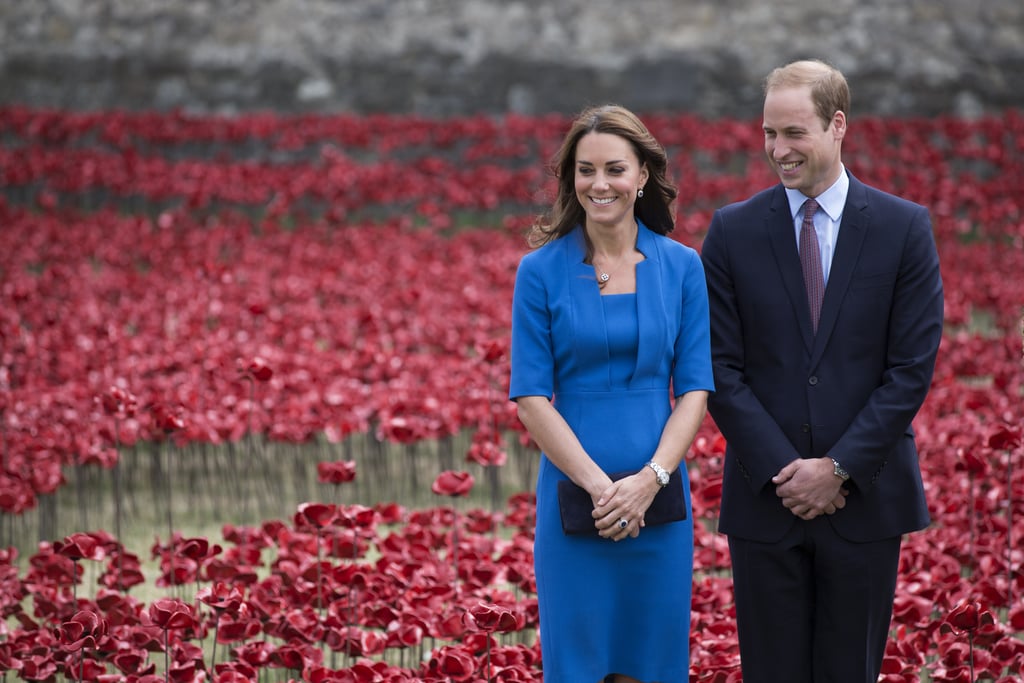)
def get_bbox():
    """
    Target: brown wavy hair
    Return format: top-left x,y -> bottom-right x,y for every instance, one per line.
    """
527,104 -> 677,249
